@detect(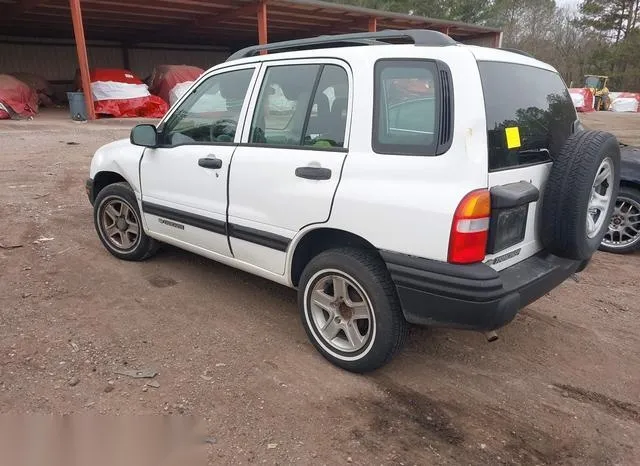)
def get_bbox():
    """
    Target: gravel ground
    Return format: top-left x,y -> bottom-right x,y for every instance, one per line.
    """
1,109 -> 639,465
581,111 -> 640,146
